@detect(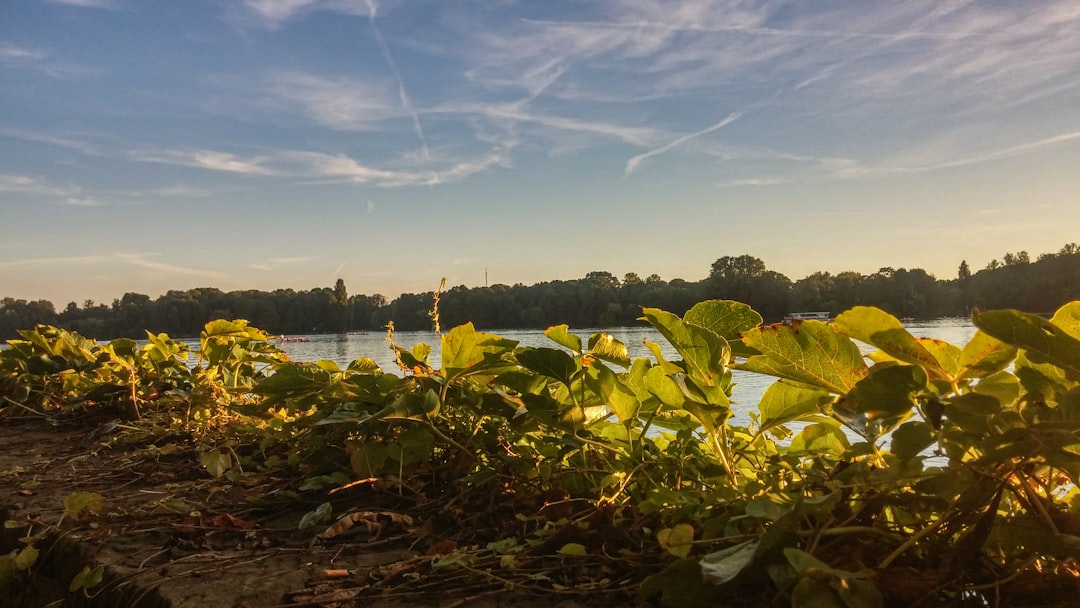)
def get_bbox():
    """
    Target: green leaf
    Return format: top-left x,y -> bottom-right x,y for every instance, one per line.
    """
13,545 -> 38,570
792,577 -> 846,608
657,523 -> 695,558
758,381 -> 834,433
69,564 -> 105,592
63,492 -> 105,520
298,502 -> 333,530
199,449 -> 232,478
837,364 -> 926,434
971,370 -> 1021,406
347,357 -> 381,373
639,558 -> 711,606
516,347 -> 577,385
890,421 -> 935,460
1050,301 -> 1080,341
587,332 -> 630,368
740,322 -> 868,394
974,309 -> 1080,376
371,389 -> 442,422
784,547 -> 869,579
557,542 -> 587,556
441,323 -> 517,379
699,539 -> 758,585
789,422 -> 850,456
641,307 -> 730,385
683,299 -> 762,340
834,307 -> 951,380
957,331 -> 1017,381
544,324 -> 582,353
584,360 -> 640,422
